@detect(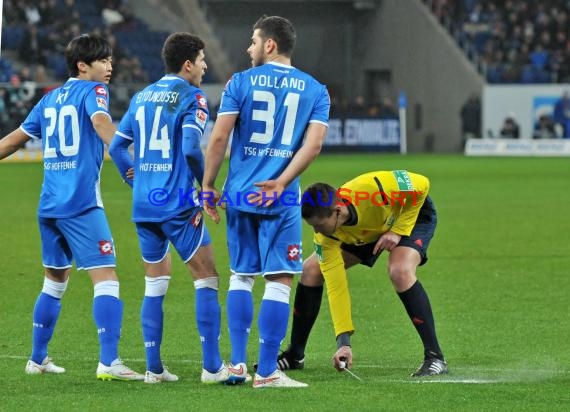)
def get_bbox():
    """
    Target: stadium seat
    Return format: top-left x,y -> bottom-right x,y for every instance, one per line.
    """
520,66 -> 536,84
